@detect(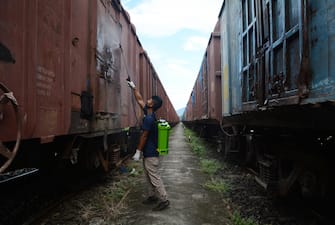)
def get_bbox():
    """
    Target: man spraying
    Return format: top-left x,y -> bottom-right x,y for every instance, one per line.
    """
127,78 -> 170,211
